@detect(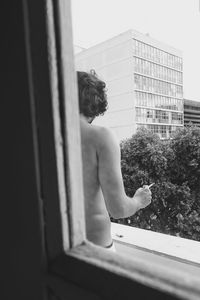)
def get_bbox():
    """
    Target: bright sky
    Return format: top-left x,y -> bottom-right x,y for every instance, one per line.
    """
71,0 -> 200,101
